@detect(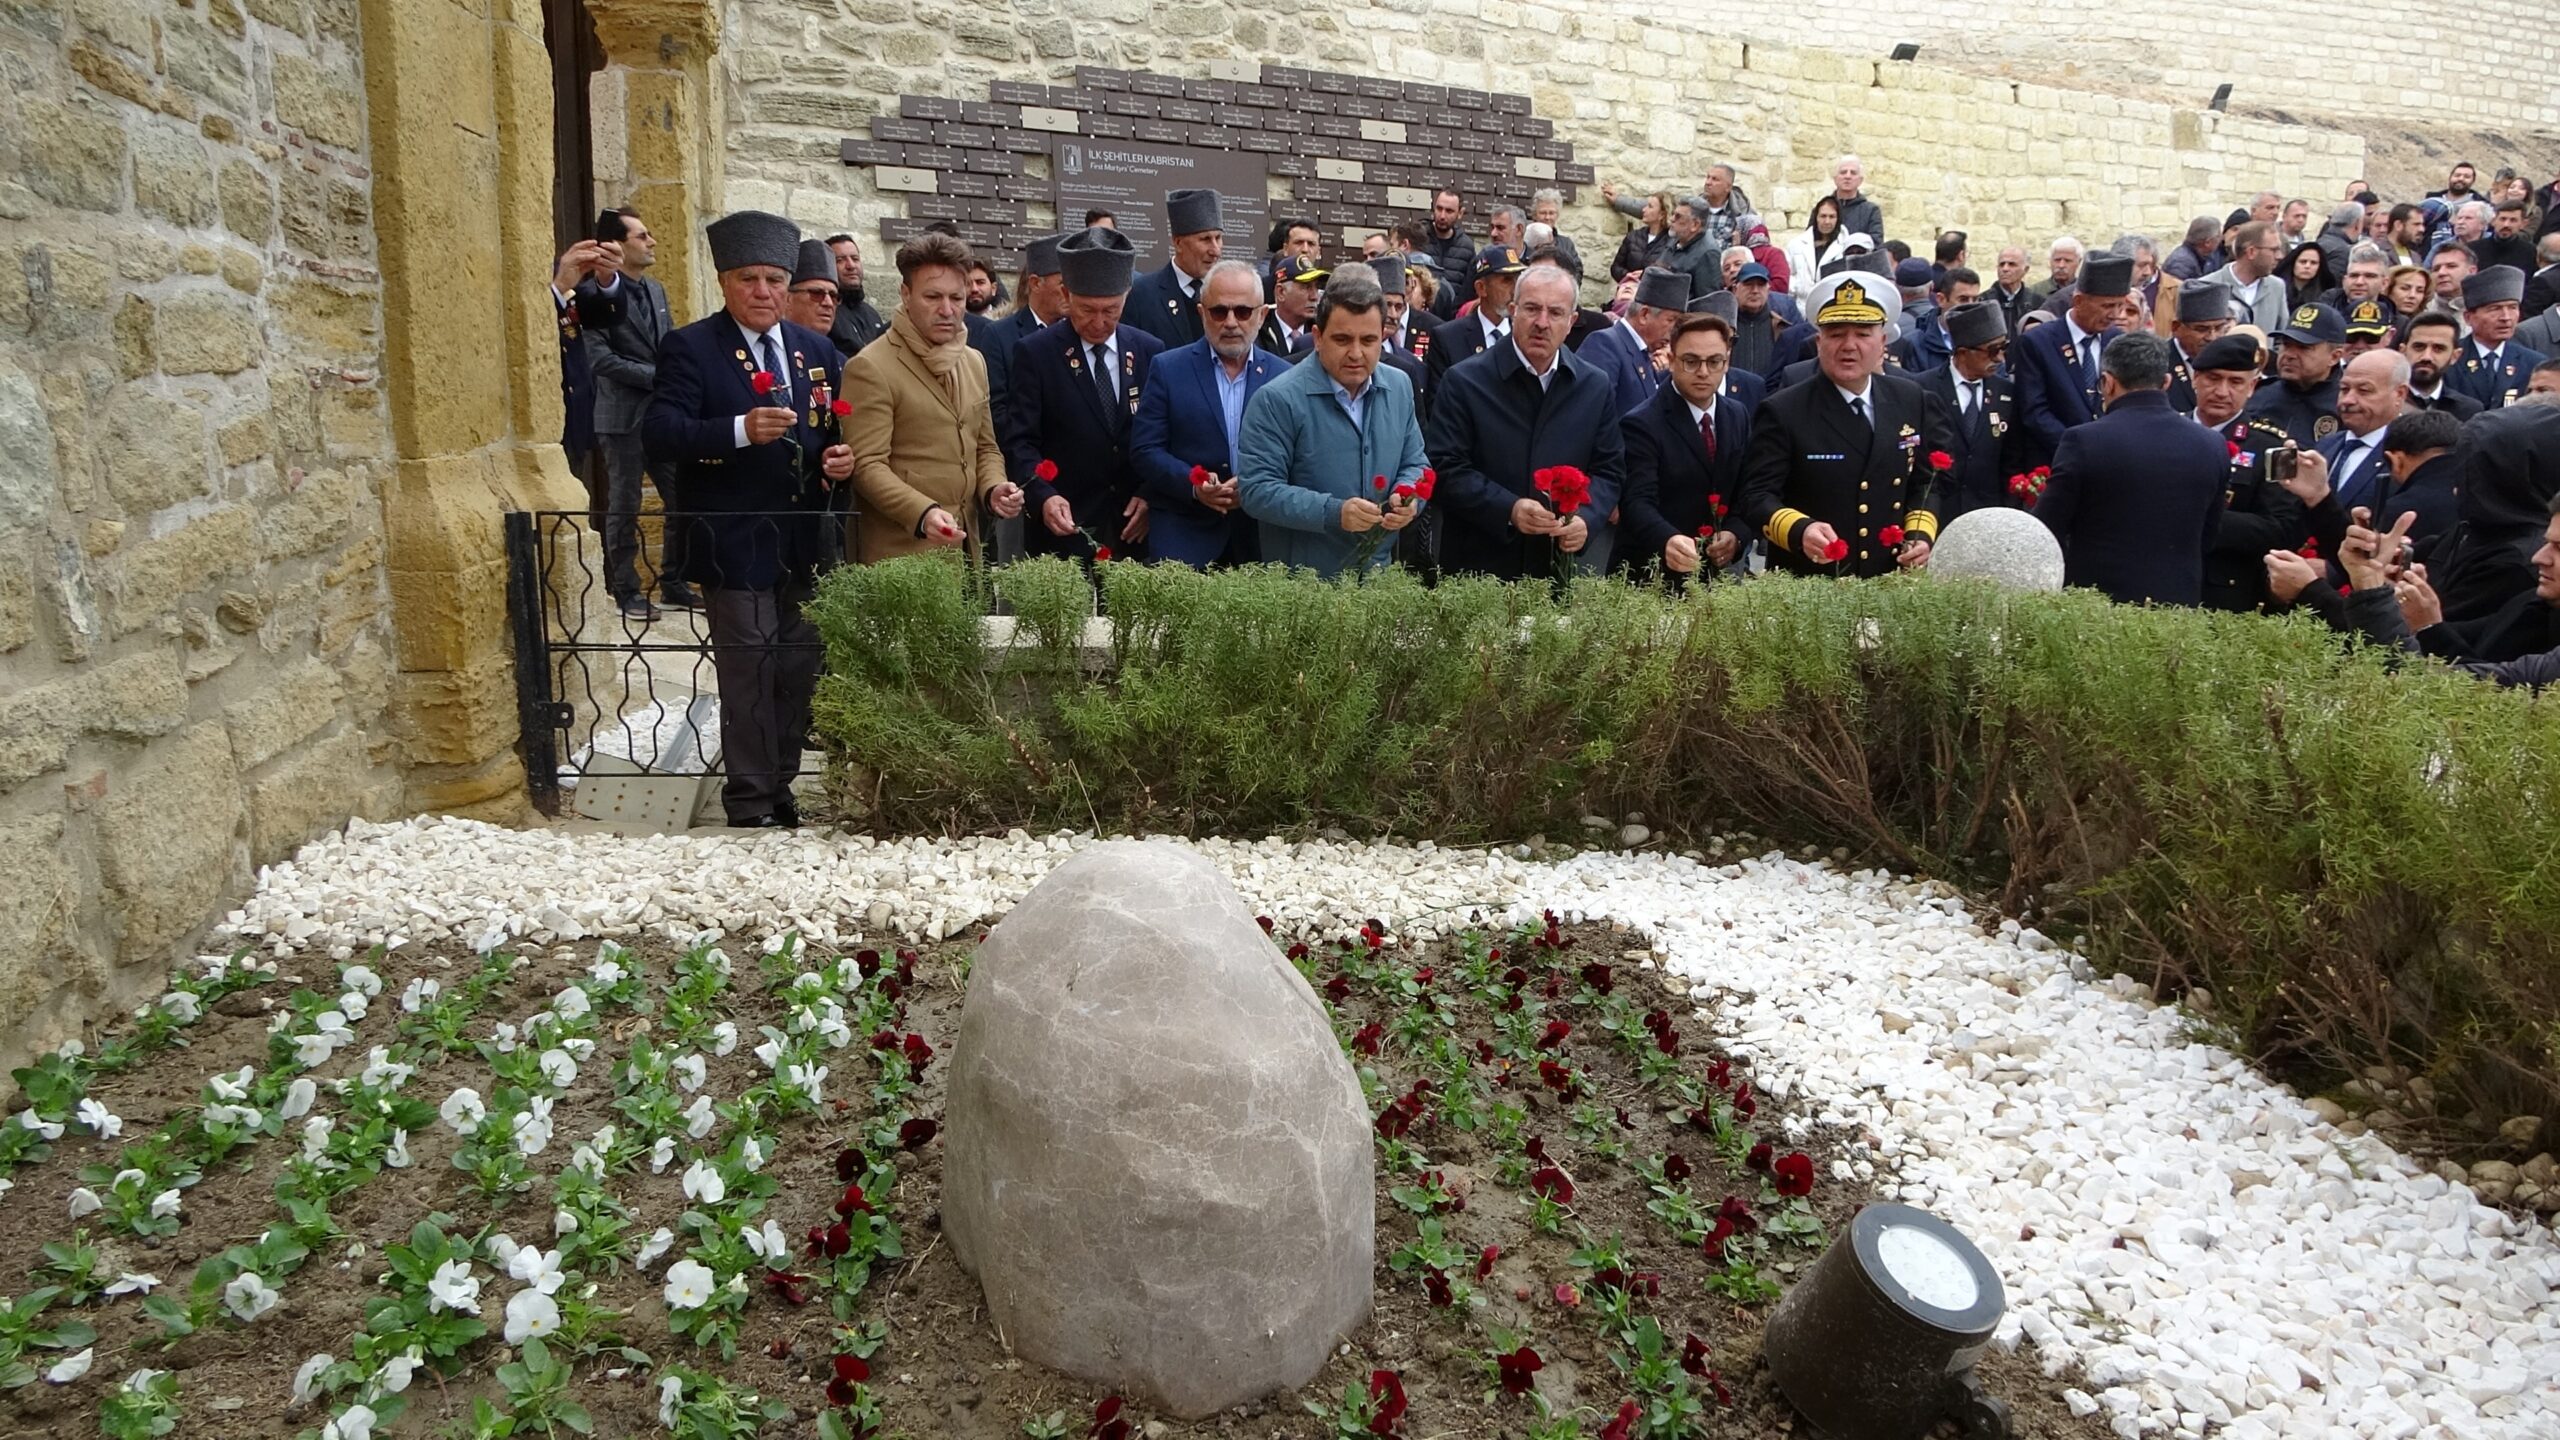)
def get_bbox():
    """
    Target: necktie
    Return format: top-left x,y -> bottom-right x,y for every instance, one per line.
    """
1850,396 -> 1869,428
758,334 -> 789,406
2078,337 -> 2099,388
1699,409 -> 1718,465
2337,439 -> 2371,505
1092,343 -> 1119,427
1962,380 -> 1980,417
